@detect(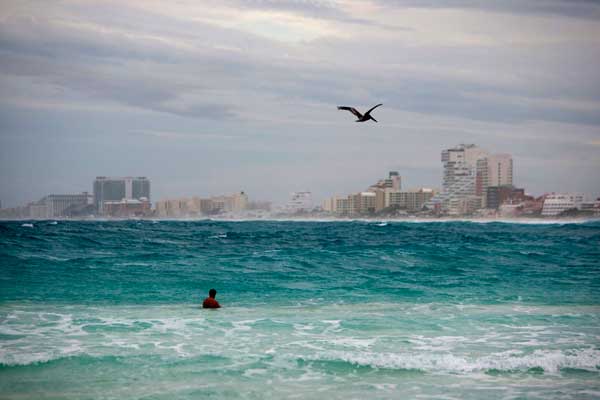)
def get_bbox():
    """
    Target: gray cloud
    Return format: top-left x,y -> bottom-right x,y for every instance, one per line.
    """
378,0 -> 600,19
0,0 -> 599,207
1,2 -> 598,126
217,0 -> 412,30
